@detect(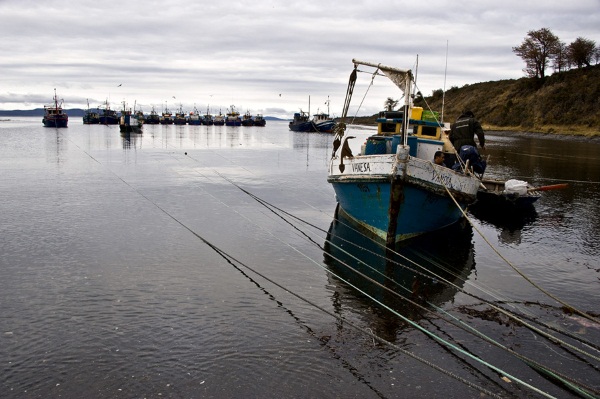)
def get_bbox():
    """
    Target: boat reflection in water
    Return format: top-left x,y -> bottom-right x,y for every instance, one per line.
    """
468,201 -> 538,245
120,131 -> 143,149
323,209 -> 475,342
